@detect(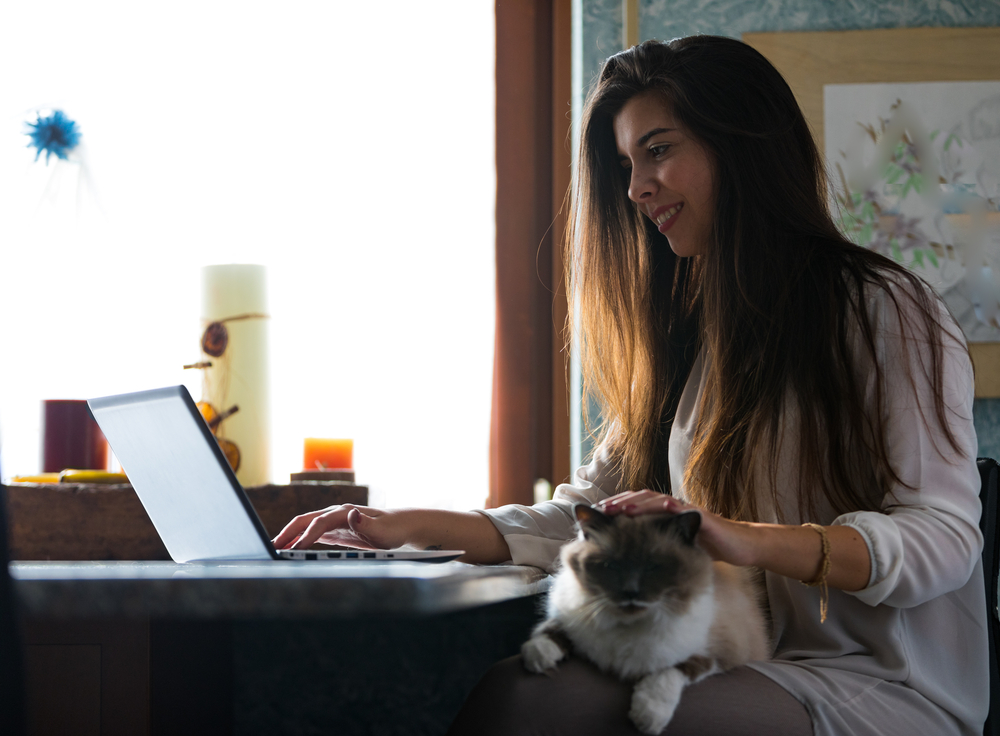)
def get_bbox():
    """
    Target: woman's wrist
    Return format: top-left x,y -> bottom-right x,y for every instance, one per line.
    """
688,514 -> 763,567
388,508 -> 436,549
381,508 -> 512,564
728,520 -> 768,568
